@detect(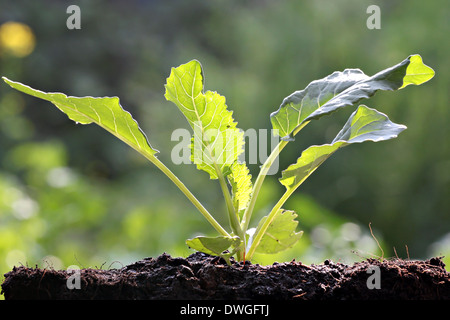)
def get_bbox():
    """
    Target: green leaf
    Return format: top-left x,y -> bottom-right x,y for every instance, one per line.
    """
186,235 -> 241,260
227,161 -> 253,215
400,54 -> 435,89
280,105 -> 407,192
254,209 -> 303,254
2,77 -> 158,158
164,60 -> 244,179
2,77 -> 233,239
271,54 -> 434,141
